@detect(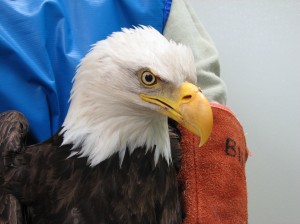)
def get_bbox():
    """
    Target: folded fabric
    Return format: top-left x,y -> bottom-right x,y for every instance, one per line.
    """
178,103 -> 249,224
